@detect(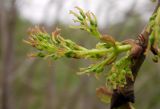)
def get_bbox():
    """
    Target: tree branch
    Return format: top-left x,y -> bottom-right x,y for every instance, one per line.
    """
110,1 -> 160,109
